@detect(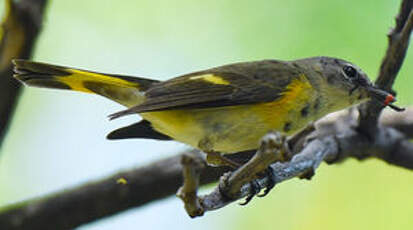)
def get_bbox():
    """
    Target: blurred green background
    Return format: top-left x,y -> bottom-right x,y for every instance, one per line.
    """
1,0 -> 412,229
